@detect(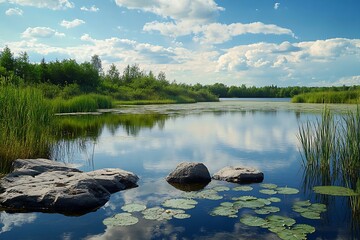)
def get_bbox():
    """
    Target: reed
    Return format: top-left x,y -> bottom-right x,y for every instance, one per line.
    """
292,90 -> 360,104
0,86 -> 54,173
52,94 -> 114,113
